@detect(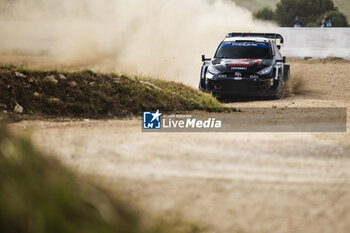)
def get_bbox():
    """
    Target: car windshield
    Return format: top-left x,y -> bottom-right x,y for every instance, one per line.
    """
215,41 -> 272,59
